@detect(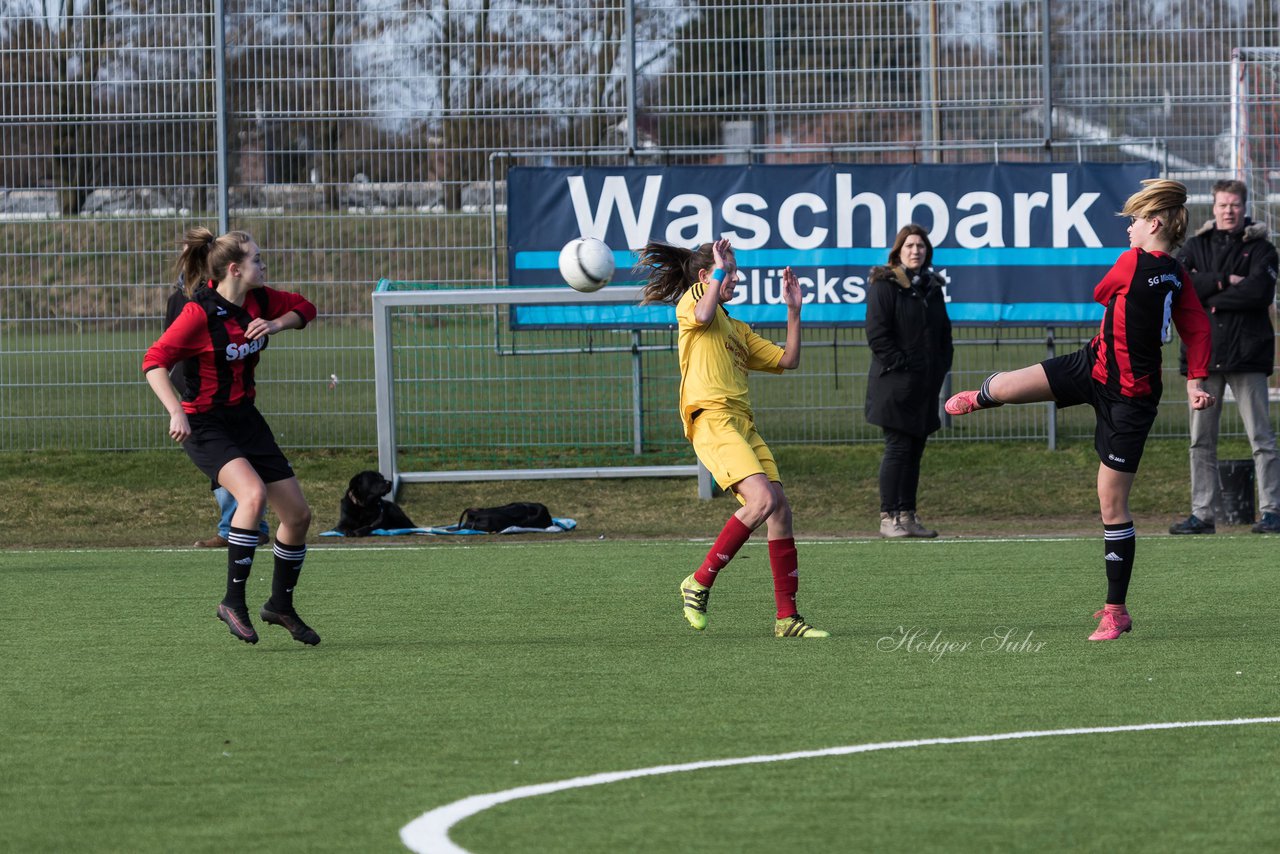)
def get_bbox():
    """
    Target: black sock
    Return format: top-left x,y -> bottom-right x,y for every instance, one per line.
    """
975,373 -> 1004,408
223,526 -> 260,609
1103,521 -> 1136,605
268,541 -> 307,613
